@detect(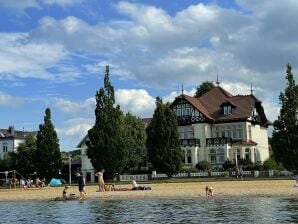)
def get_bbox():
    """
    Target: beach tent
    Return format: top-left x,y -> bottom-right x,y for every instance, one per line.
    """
49,178 -> 63,187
